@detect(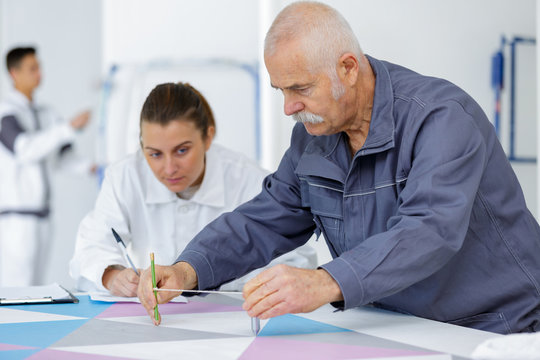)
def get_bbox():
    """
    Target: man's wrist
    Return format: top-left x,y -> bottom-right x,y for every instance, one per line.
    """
173,262 -> 198,290
317,268 -> 344,304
